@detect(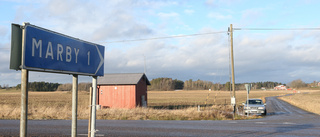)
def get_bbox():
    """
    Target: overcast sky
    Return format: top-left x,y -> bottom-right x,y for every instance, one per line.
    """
1,0 -> 320,86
